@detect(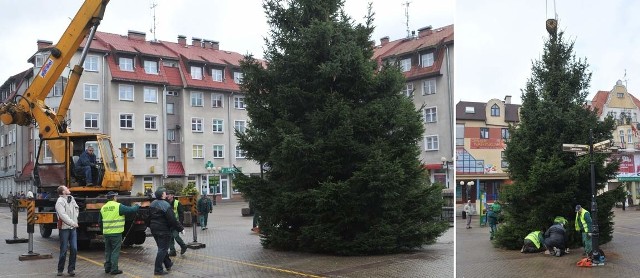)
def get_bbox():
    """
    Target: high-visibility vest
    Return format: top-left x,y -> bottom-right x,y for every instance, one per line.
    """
100,200 -> 124,235
173,199 -> 179,218
525,231 -> 542,249
575,208 -> 590,233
